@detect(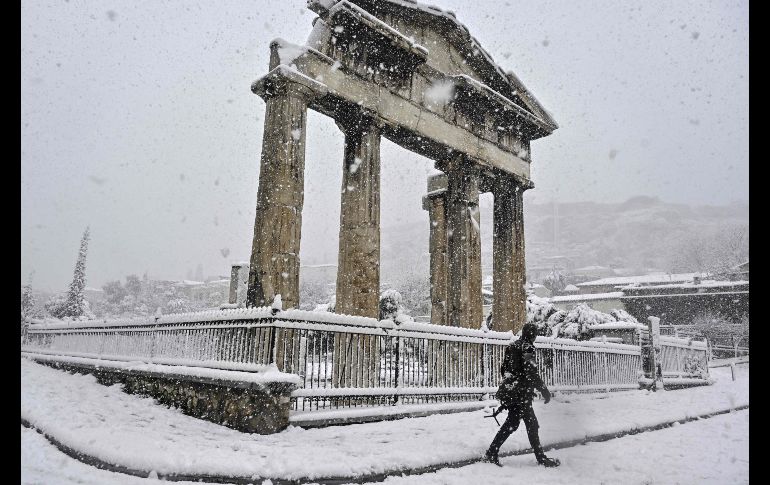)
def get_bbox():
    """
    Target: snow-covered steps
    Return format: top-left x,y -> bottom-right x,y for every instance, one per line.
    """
21,358 -> 747,483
